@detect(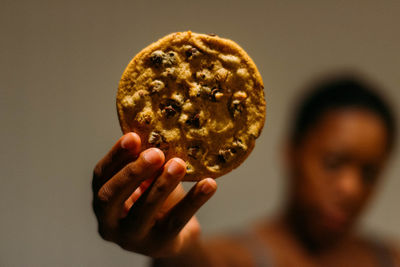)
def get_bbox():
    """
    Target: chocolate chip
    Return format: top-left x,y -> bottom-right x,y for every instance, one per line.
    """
218,148 -> 234,163
150,50 -> 164,66
185,47 -> 200,59
148,131 -> 162,145
196,70 -> 211,81
163,106 -> 176,118
188,145 -> 201,159
150,50 -> 177,67
217,154 -> 226,163
229,99 -> 243,117
232,138 -> 246,151
164,51 -> 177,66
148,131 -> 169,151
160,99 -> 178,109
160,99 -> 182,118
165,99 -> 182,111
186,113 -> 200,128
215,140 -> 246,164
